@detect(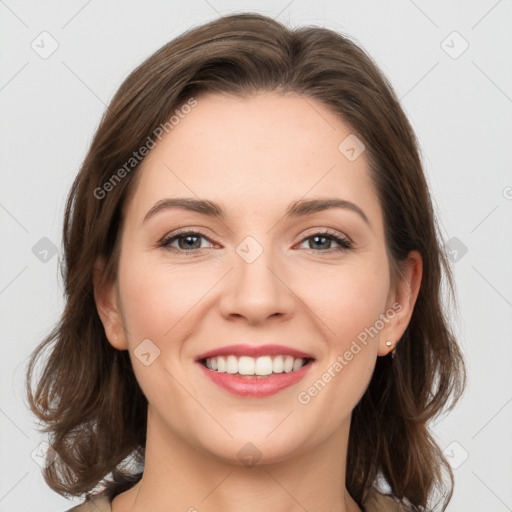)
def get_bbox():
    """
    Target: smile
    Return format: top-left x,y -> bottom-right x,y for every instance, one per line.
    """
195,343 -> 315,397
203,354 -> 310,376
196,348 -> 315,398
